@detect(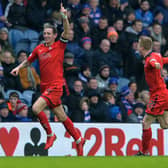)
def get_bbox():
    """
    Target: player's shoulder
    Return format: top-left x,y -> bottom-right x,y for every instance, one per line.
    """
151,52 -> 162,58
